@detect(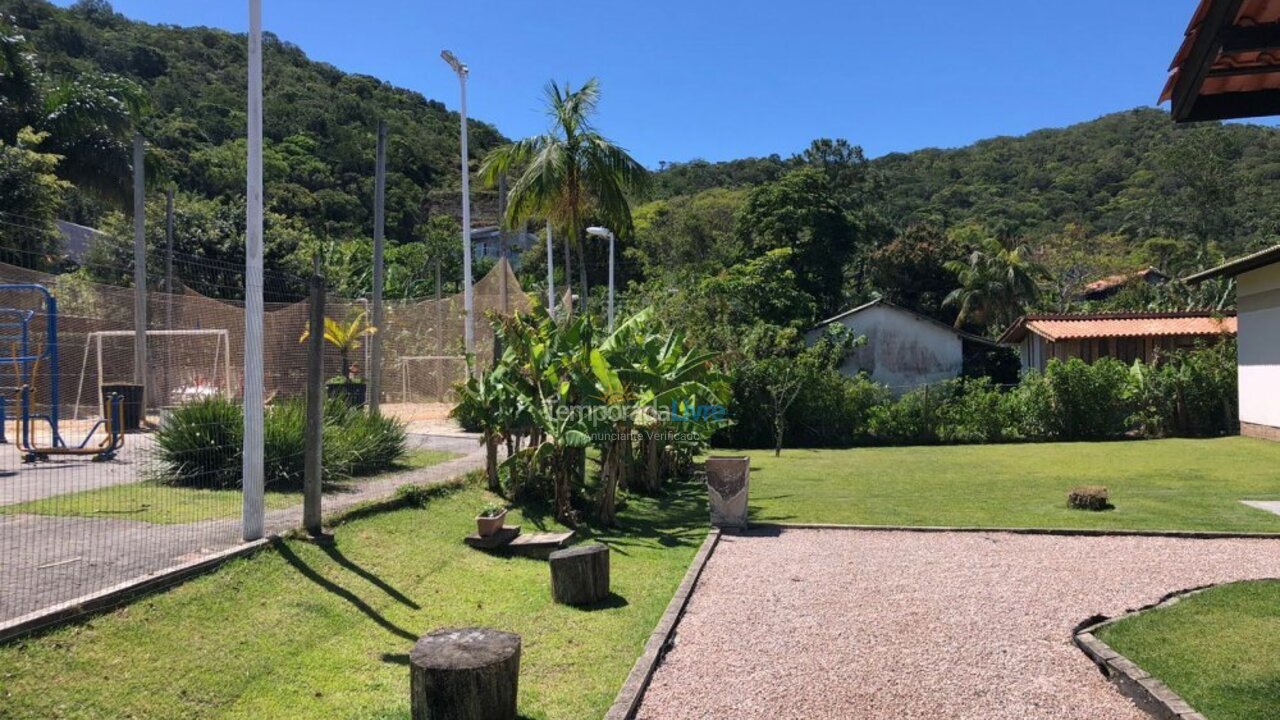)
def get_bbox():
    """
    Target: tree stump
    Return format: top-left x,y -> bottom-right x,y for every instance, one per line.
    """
409,627 -> 521,720
549,543 -> 610,606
